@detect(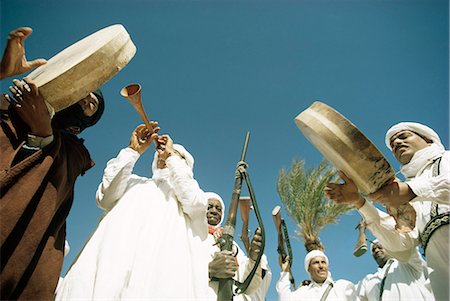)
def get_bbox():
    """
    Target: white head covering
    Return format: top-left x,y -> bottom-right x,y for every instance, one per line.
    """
370,239 -> 380,255
304,250 -> 329,274
205,192 -> 225,227
385,122 -> 444,151
151,144 -> 195,174
385,122 -> 445,177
